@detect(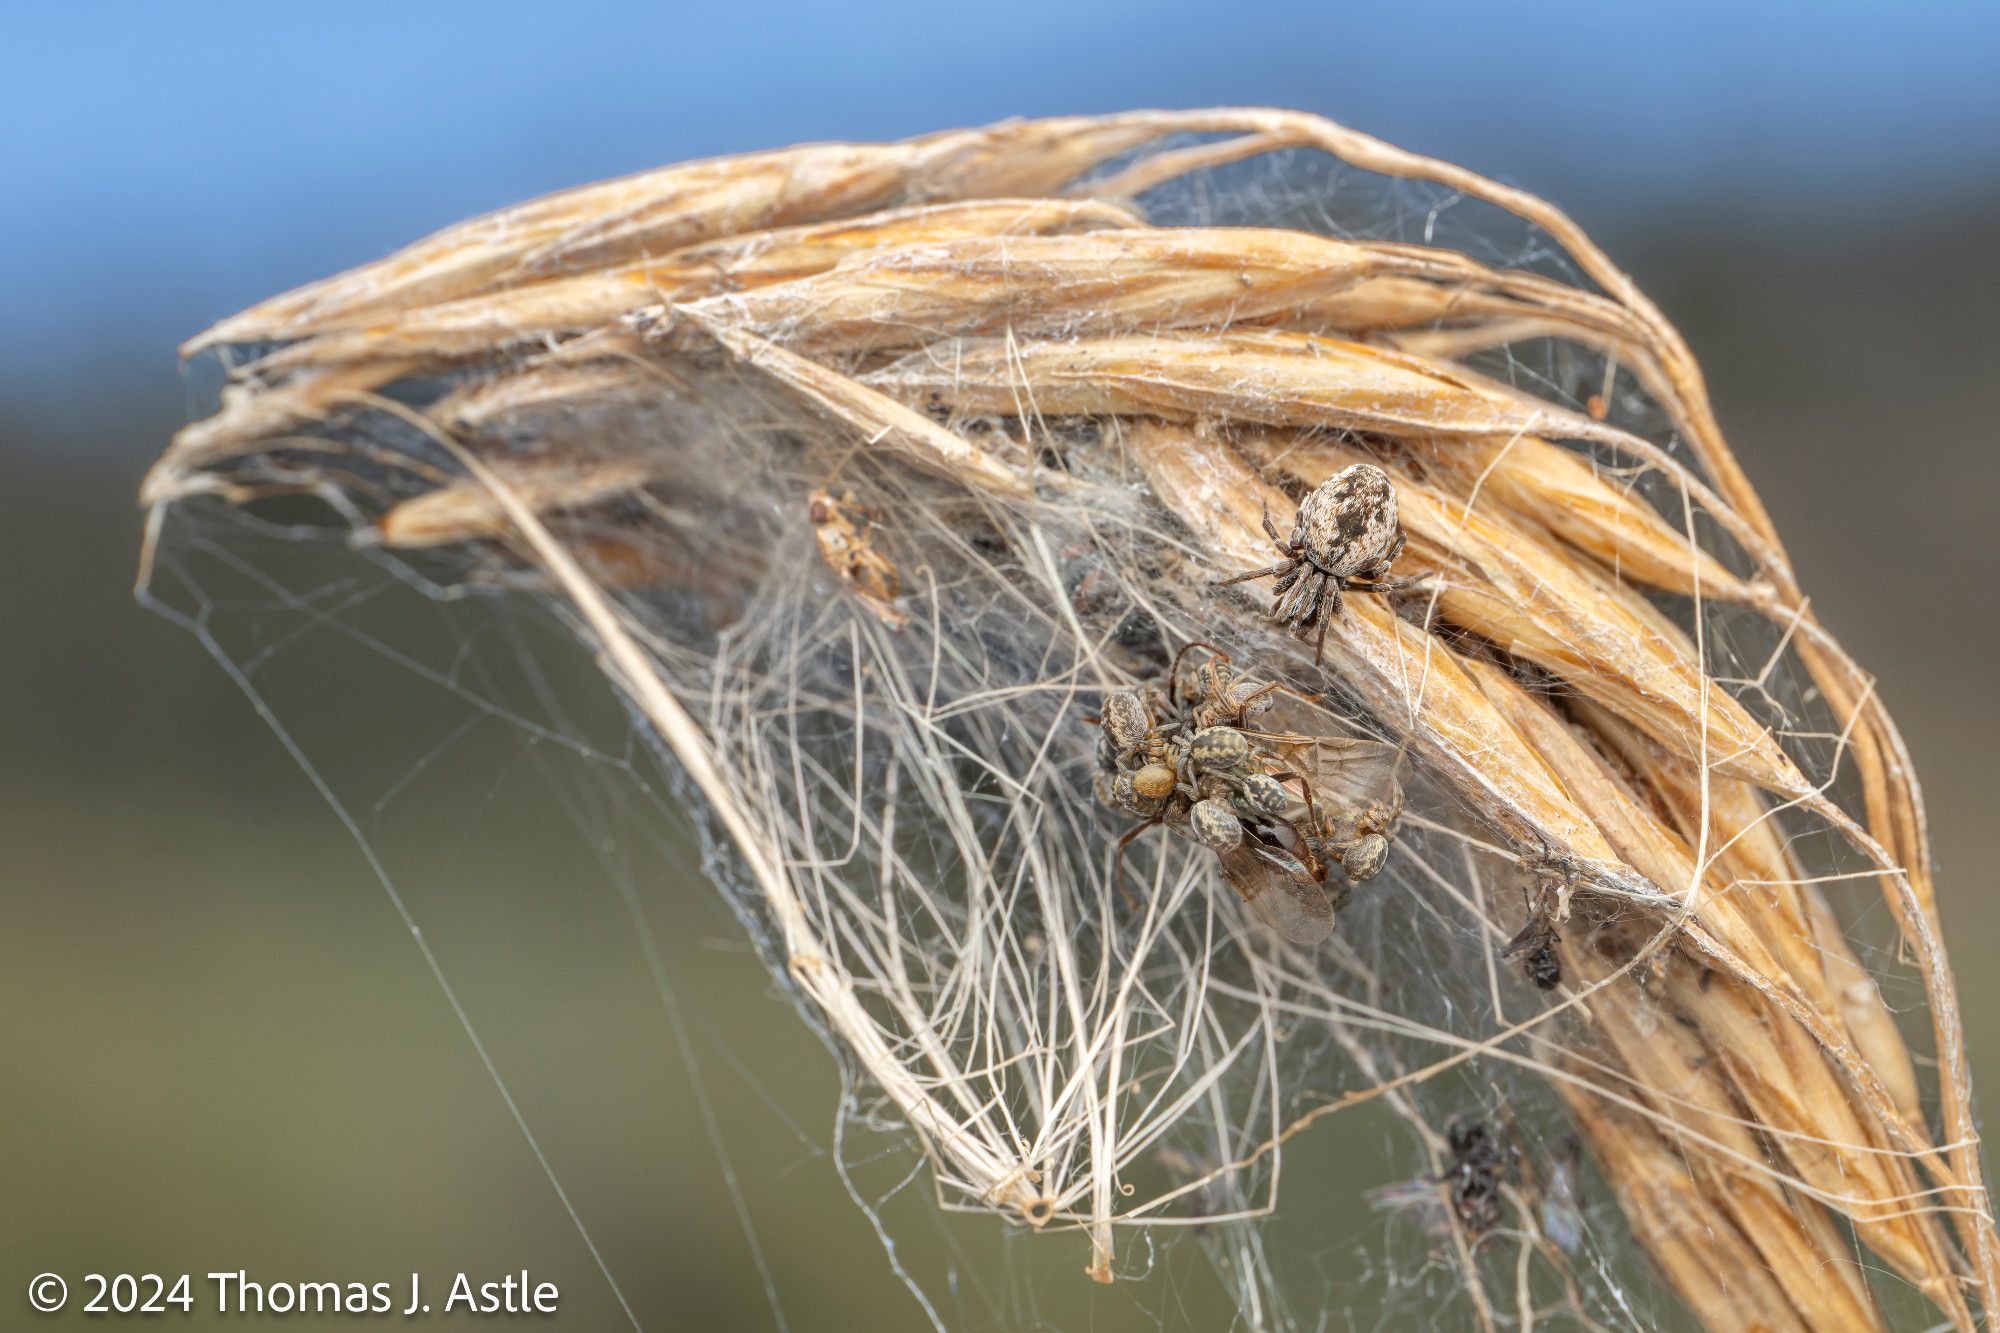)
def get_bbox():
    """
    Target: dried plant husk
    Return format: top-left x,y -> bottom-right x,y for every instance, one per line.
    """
145,110 -> 1992,1331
